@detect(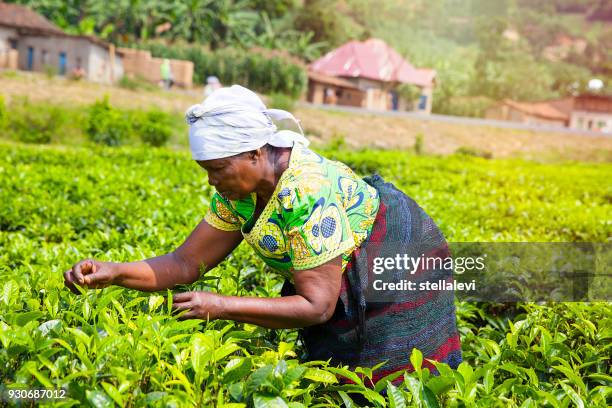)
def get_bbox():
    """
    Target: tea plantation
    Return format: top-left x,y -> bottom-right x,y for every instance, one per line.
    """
0,142 -> 610,407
